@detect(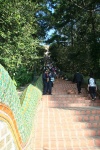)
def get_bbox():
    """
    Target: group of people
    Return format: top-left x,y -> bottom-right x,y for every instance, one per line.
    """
42,63 -> 59,95
42,60 -> 98,100
73,70 -> 97,101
